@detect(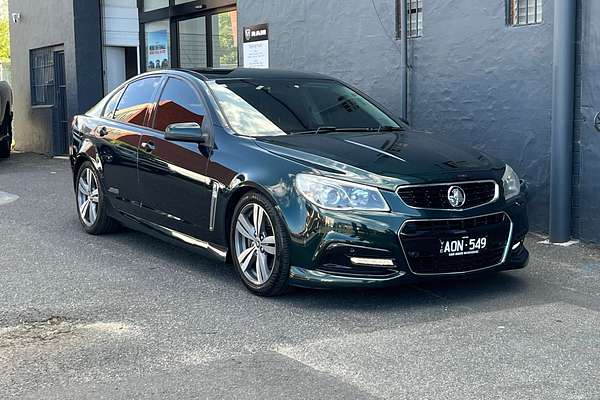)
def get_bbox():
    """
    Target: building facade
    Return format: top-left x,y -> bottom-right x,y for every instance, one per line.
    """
7,0 -> 600,242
